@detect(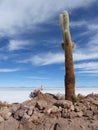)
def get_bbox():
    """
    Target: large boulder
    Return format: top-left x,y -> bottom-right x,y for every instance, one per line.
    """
45,105 -> 59,114
0,116 -> 4,123
14,109 -> 26,120
0,107 -> 11,120
54,100 -> 73,109
29,112 -> 44,123
0,117 -> 19,130
36,100 -> 47,110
